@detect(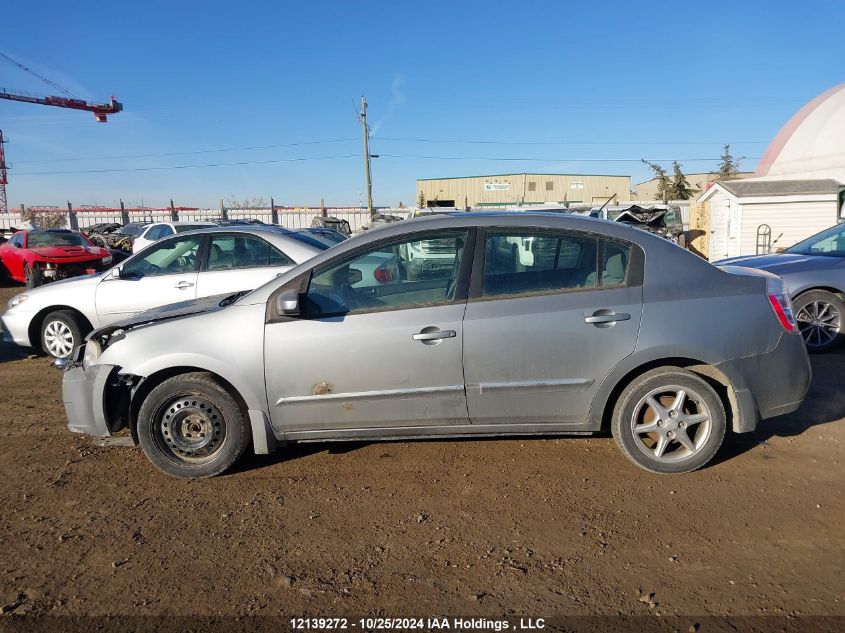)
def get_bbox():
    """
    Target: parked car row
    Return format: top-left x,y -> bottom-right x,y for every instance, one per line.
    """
1,226 -> 330,357
16,211 -> 814,480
